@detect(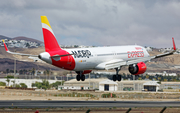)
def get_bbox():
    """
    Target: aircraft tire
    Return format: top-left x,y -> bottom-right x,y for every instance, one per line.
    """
81,75 -> 85,81
76,75 -> 80,81
113,75 -> 116,81
117,75 -> 121,81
